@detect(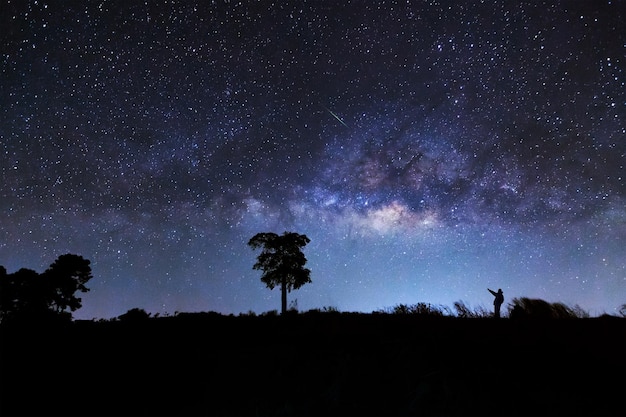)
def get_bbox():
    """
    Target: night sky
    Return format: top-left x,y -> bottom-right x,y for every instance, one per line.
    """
2,1 -> 625,320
